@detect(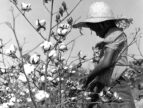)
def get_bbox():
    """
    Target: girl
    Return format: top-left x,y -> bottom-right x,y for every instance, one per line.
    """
73,2 -> 135,108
